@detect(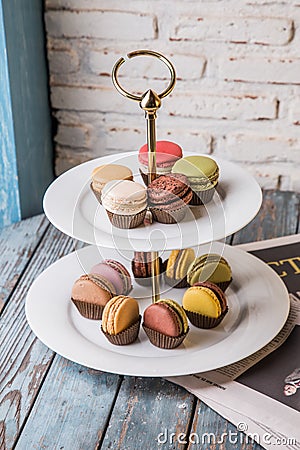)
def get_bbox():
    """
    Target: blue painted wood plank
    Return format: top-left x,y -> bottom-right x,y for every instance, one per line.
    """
14,358 -> 121,450
101,376 -> 196,450
2,0 -> 54,219
191,400 -> 263,449
232,190 -> 300,245
0,0 -> 21,227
